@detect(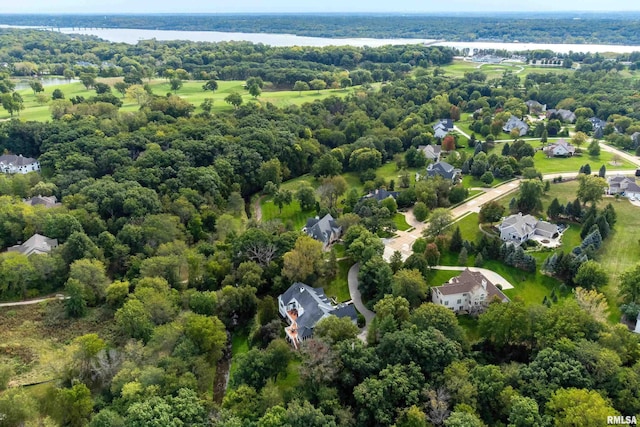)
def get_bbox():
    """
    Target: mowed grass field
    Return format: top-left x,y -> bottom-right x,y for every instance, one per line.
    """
438,59 -> 576,81
2,77 -> 368,122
